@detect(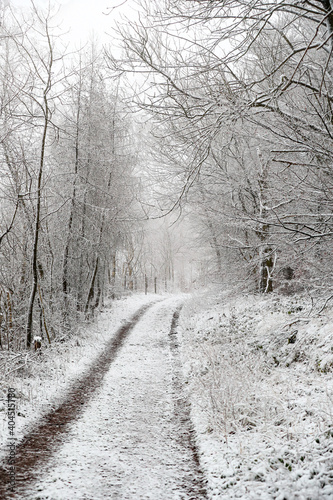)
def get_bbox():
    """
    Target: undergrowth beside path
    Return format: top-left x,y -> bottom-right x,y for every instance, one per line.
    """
180,289 -> 333,499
